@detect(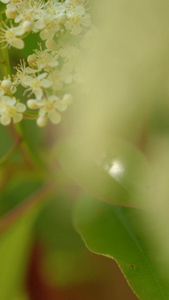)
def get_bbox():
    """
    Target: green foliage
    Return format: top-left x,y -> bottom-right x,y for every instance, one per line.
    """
74,193 -> 169,300
0,204 -> 39,300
